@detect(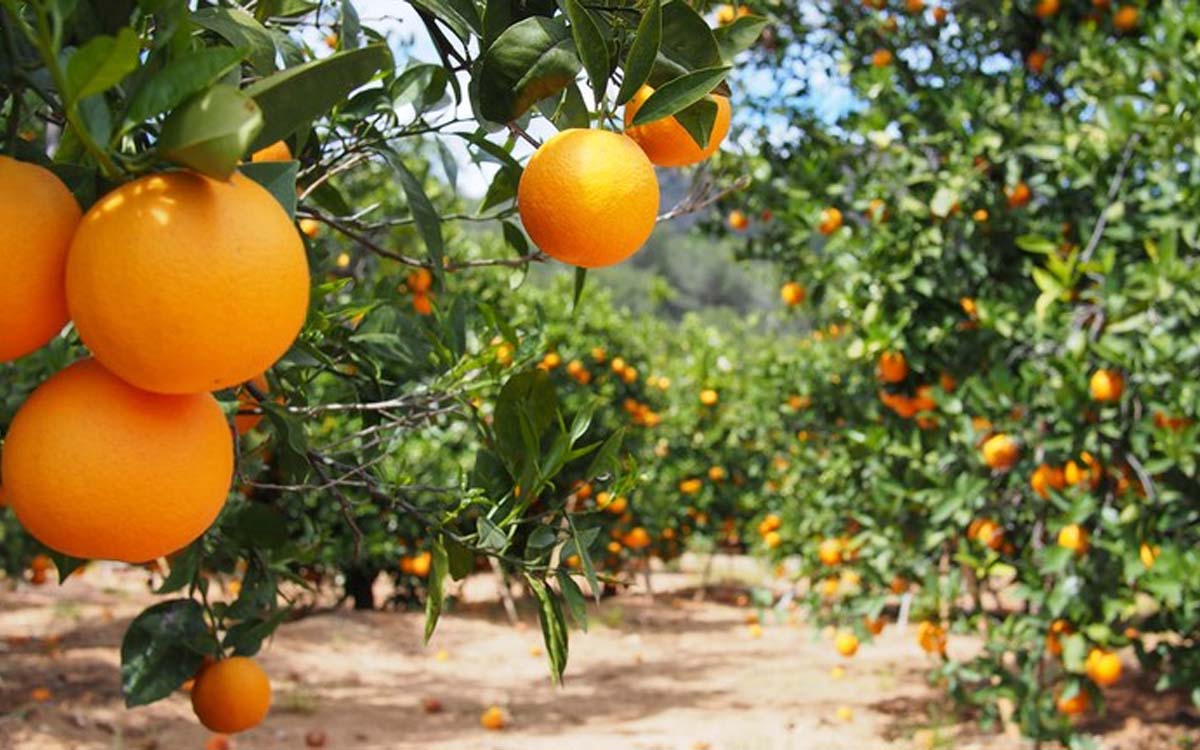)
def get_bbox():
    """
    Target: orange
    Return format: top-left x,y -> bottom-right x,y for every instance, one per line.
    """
877,351 -> 908,383
250,141 -> 292,162
679,478 -> 703,495
1056,689 -> 1089,716
235,374 -> 271,435
728,210 -> 749,231
1006,182 -> 1032,208
917,621 -> 947,654
700,389 -> 719,406
3,359 -> 232,562
624,527 -> 652,550
781,281 -> 806,306
1113,5 -> 1138,32
865,616 -> 885,635
818,538 -> 843,566
1026,50 -> 1048,74
0,156 -> 82,362
407,268 -> 433,293
1140,542 -> 1160,568
67,171 -> 310,394
413,293 -> 433,316
981,433 -> 1019,471
1030,463 -> 1066,498
759,514 -> 782,535
517,129 -> 658,268
1089,369 -> 1124,402
830,633 -> 859,652
1035,0 -> 1060,18
298,218 -> 320,238
763,530 -> 782,549
624,85 -> 732,167
191,656 -> 272,734
872,49 -> 893,67
817,207 -> 843,235
708,466 -> 727,482
905,0 -> 924,13
480,705 -> 506,730
1086,648 -> 1121,687
932,7 -> 947,22
410,551 -> 432,577
1058,524 -> 1089,554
